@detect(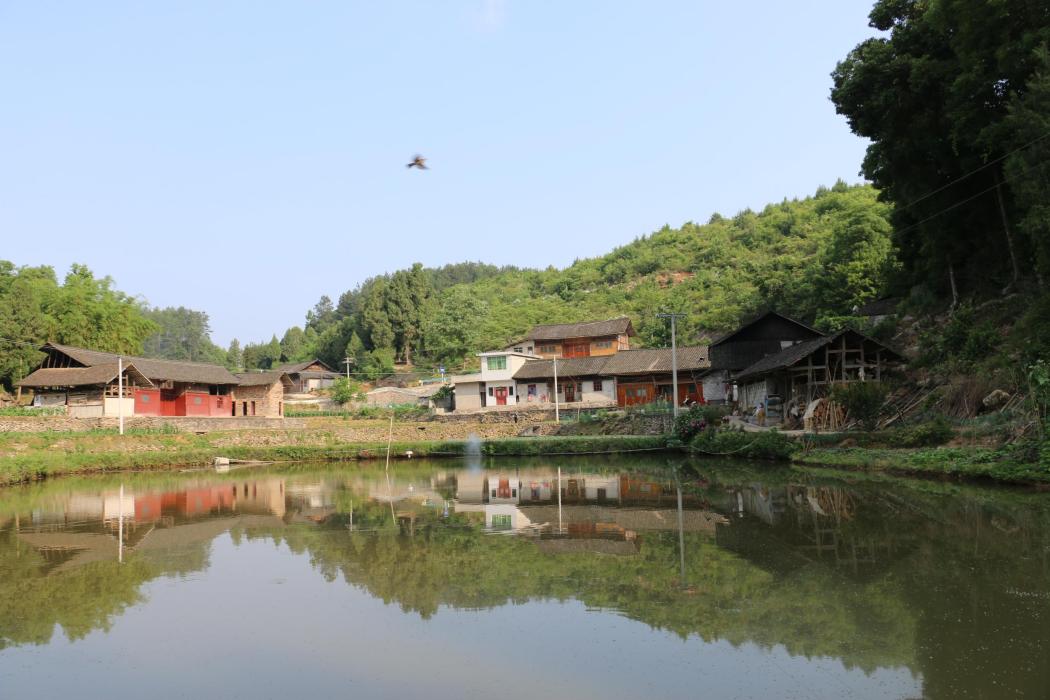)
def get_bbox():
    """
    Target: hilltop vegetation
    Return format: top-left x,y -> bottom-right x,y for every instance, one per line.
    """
261,182 -> 895,375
